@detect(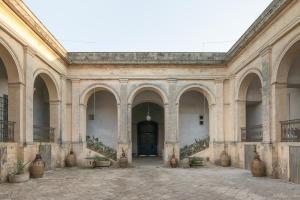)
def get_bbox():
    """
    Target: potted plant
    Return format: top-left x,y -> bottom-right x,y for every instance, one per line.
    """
119,148 -> 128,168
189,157 -> 204,168
95,156 -> 110,167
8,160 -> 31,183
30,142 -> 45,178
